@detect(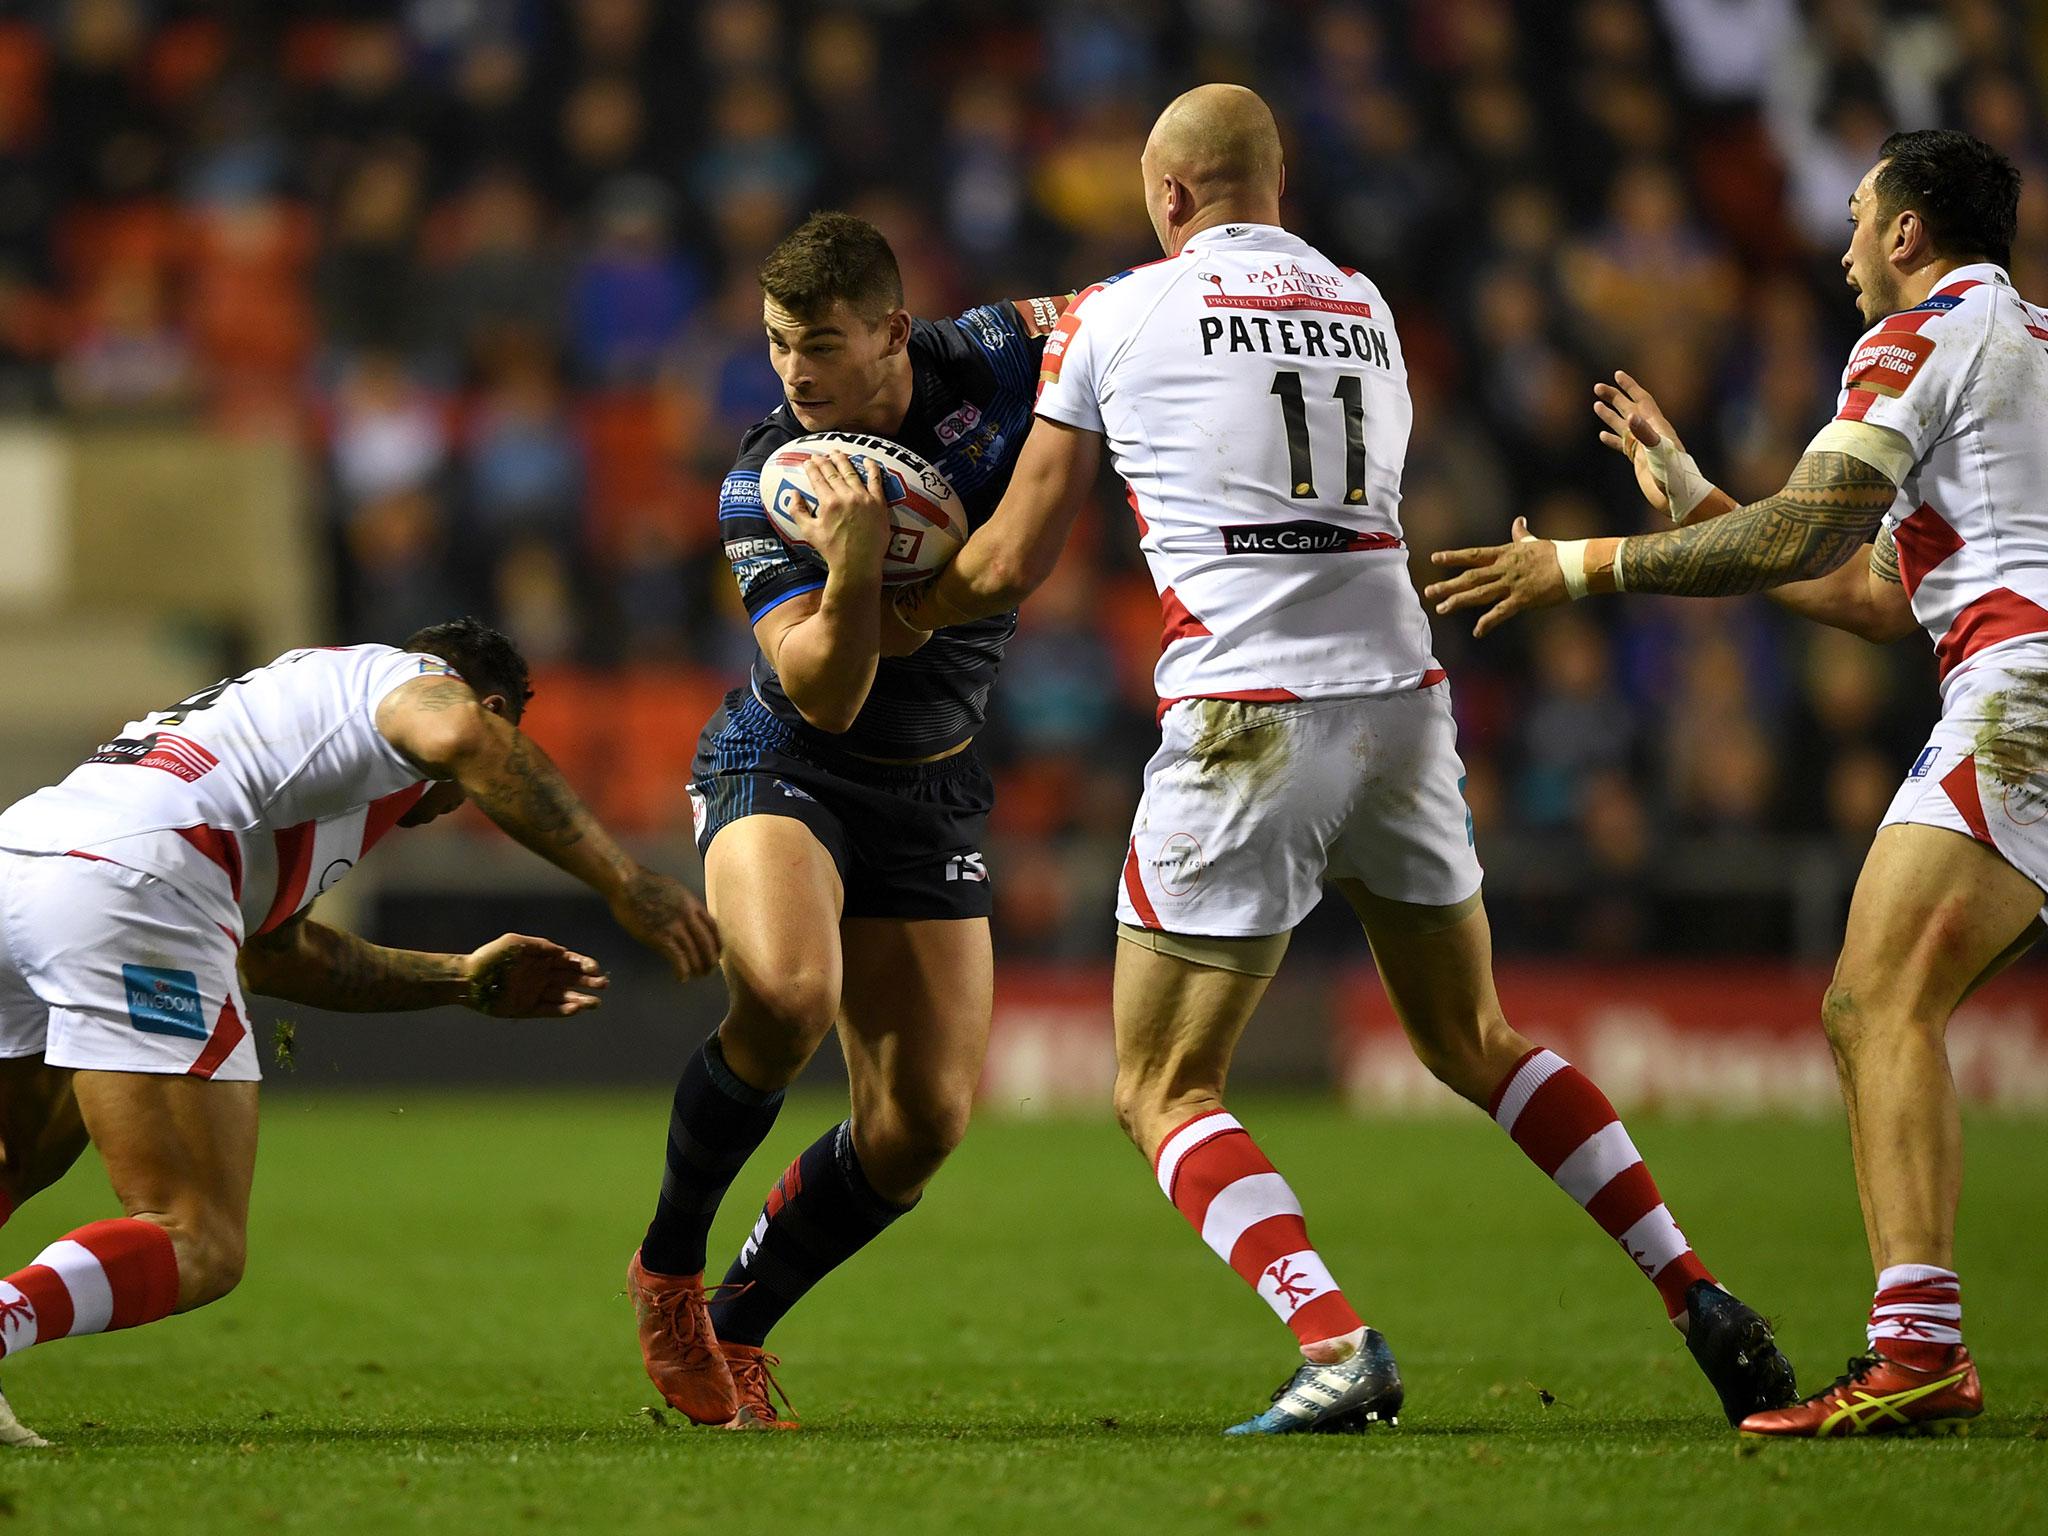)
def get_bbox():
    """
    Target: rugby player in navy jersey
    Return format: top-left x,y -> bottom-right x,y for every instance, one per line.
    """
625,212 -> 1069,1428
